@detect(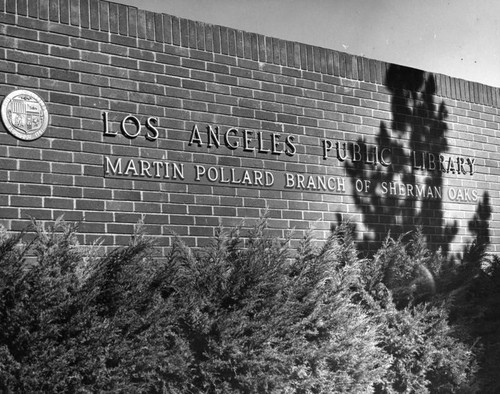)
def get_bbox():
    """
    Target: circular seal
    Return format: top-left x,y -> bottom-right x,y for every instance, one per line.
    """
1,89 -> 49,141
